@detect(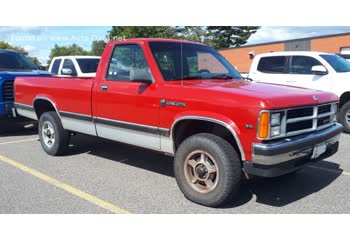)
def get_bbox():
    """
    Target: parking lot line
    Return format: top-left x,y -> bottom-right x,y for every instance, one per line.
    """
0,138 -> 38,145
307,165 -> 350,176
0,154 -> 130,214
